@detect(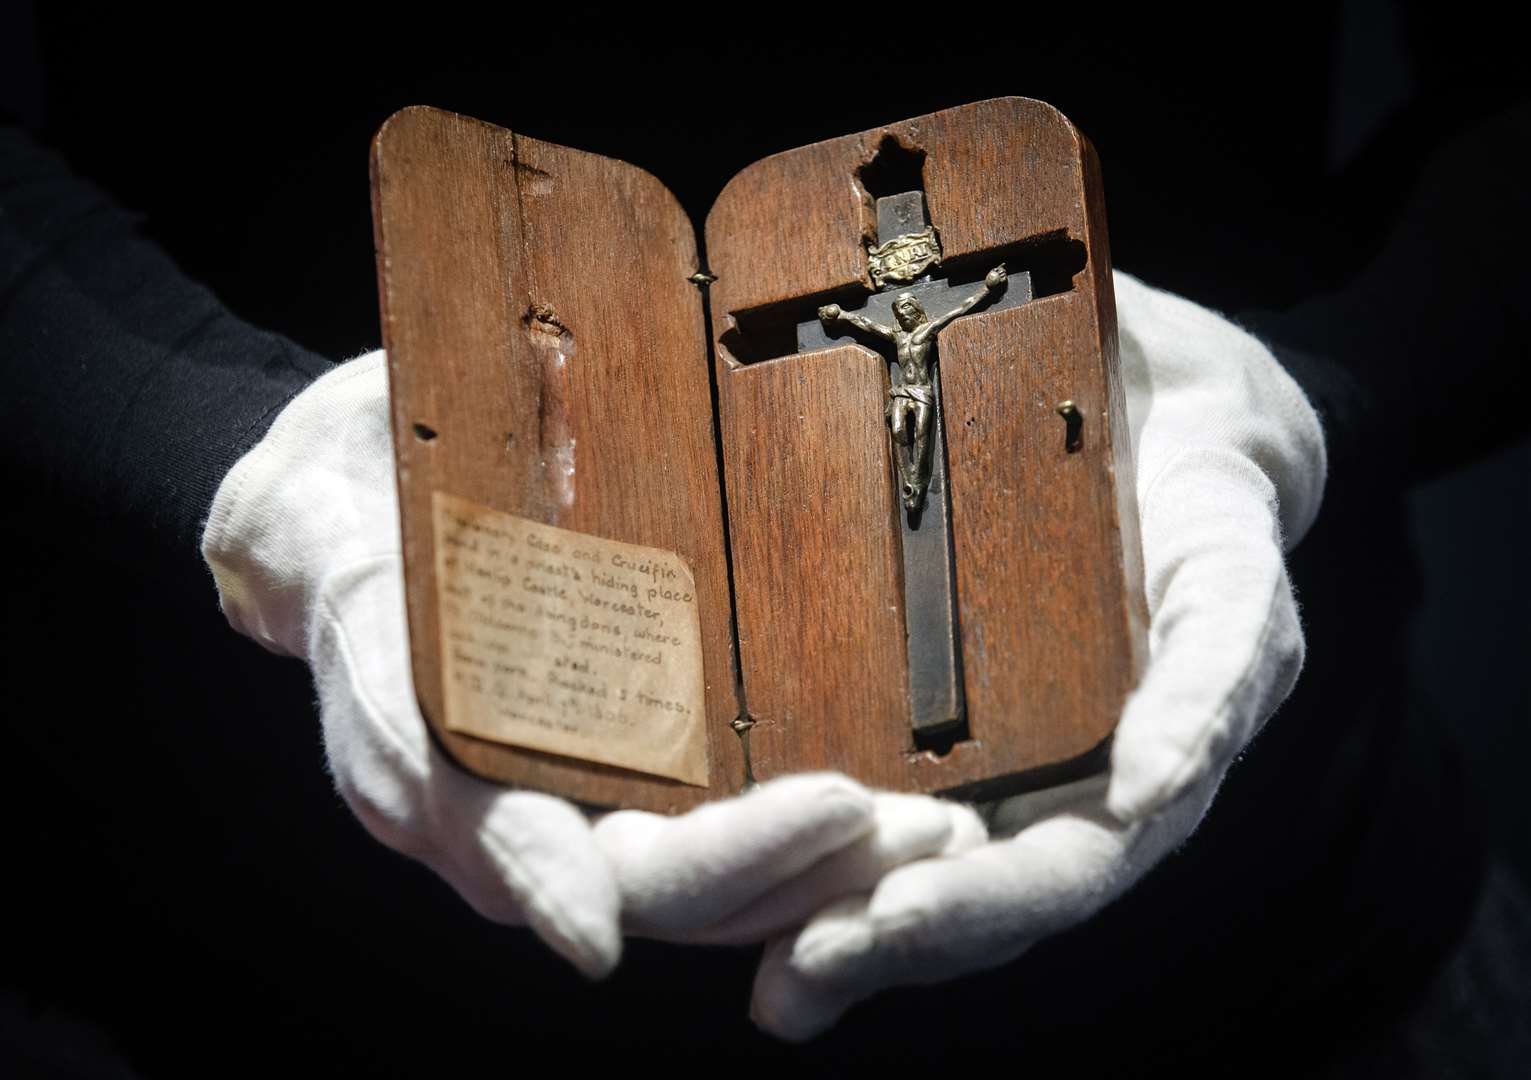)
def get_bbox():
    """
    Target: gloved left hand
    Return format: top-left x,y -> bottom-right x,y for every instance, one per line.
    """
202,349 -> 984,979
